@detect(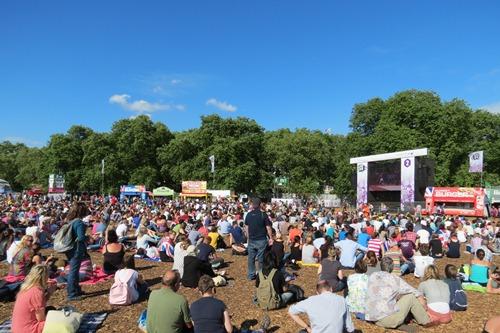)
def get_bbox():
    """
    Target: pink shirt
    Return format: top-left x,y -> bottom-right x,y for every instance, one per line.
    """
12,287 -> 46,333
